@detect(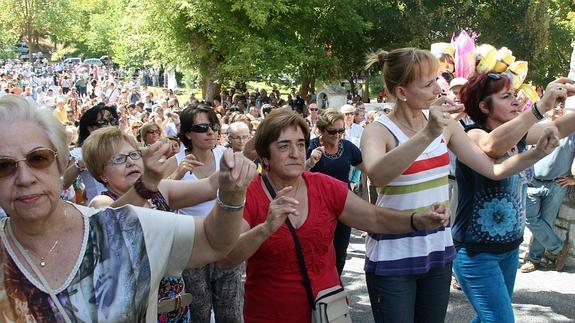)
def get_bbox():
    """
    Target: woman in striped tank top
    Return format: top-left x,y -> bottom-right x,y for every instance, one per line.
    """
361,48 -> 559,323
